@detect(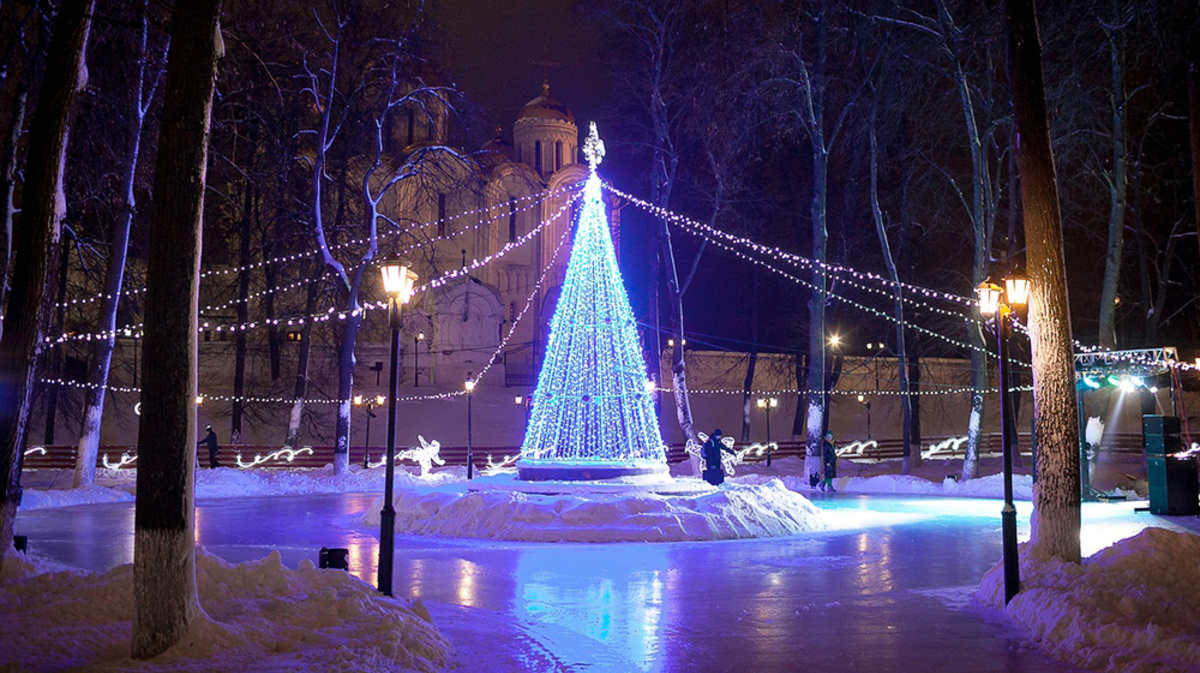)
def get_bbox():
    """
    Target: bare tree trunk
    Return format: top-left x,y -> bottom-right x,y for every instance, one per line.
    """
1006,0 -> 1081,564
76,3 -> 152,486
1189,5 -> 1200,249
0,0 -> 93,570
0,87 -> 26,324
231,131 -> 256,444
868,105 -> 916,473
42,237 -> 70,444
1098,3 -> 1127,349
333,306 -> 361,474
804,141 -> 828,482
283,266 -> 321,447
132,0 -> 222,657
741,271 -> 759,443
